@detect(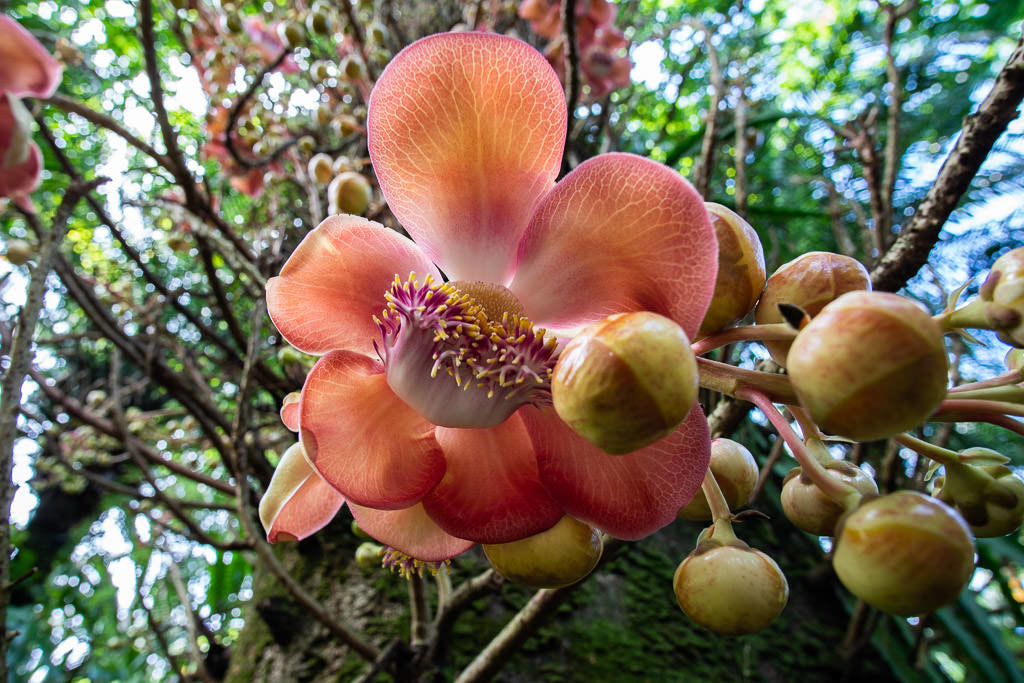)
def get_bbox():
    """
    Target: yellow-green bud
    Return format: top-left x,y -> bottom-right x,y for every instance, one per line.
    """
327,171 -> 372,216
678,439 -> 758,521
297,135 -> 316,155
277,21 -> 304,50
341,55 -> 365,80
787,291 -> 948,441
223,12 -> 243,33
552,312 -> 698,454
316,104 -> 332,127
483,515 -> 602,589
673,543 -> 788,635
698,203 -> 766,337
306,9 -> 331,35
754,252 -> 871,366
308,153 -> 334,184
781,462 -> 878,536
355,541 -> 383,570
935,457 -> 1024,538
310,60 -> 331,82
833,491 -> 975,616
